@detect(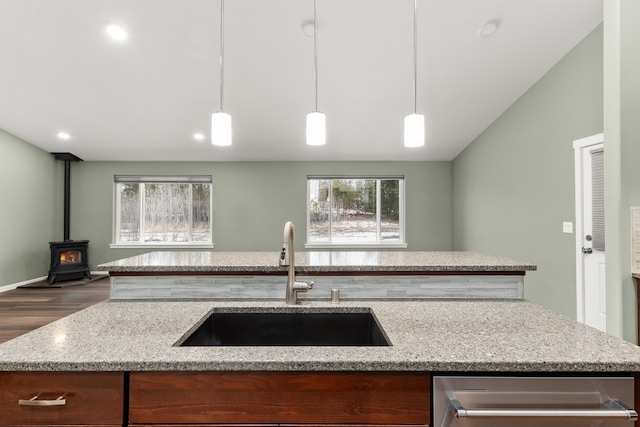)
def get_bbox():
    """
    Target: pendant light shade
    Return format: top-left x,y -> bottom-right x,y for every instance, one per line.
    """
404,0 -> 424,148
404,113 -> 424,148
306,0 -> 325,146
212,0 -> 231,146
306,111 -> 326,146
211,112 -> 232,146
